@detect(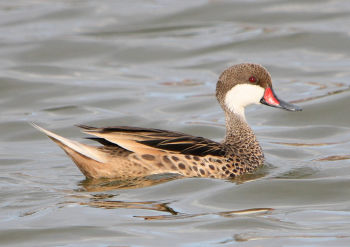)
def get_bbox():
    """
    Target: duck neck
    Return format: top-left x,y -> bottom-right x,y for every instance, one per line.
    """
223,110 -> 261,153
